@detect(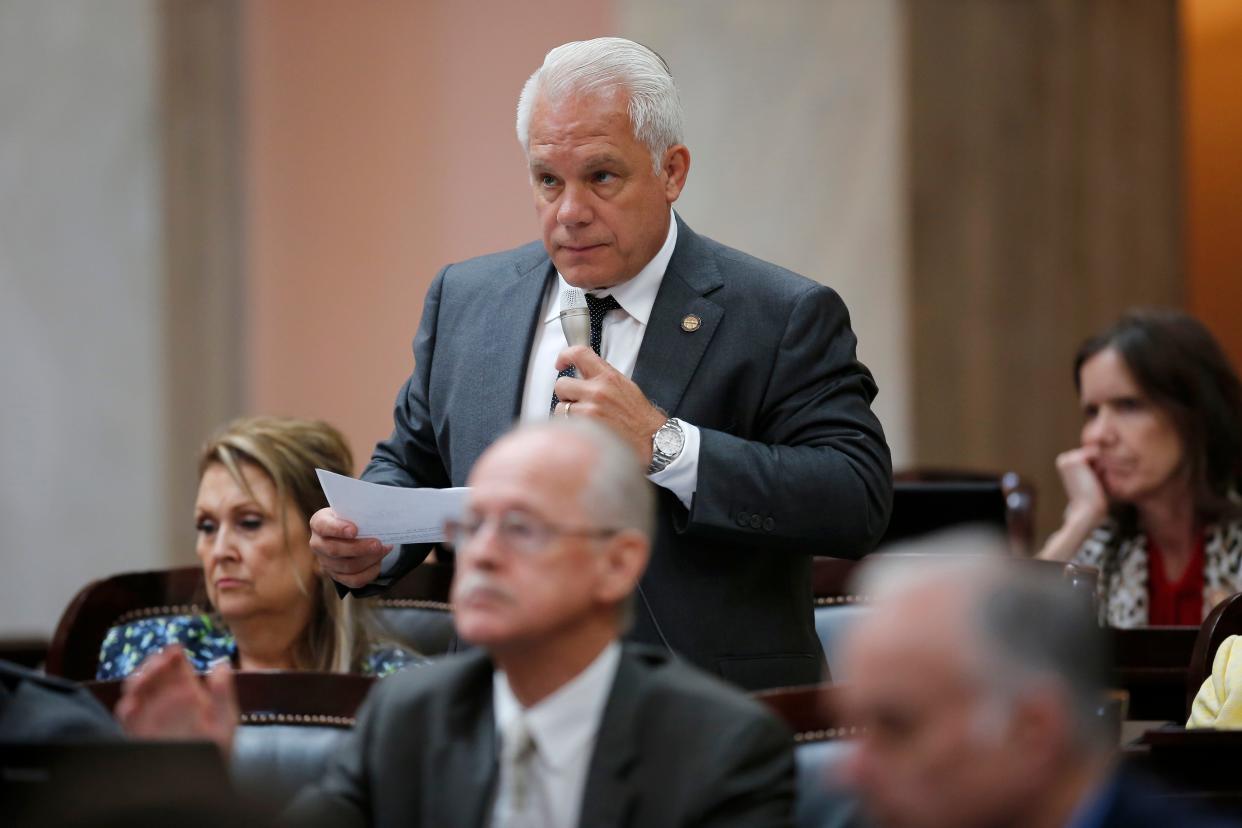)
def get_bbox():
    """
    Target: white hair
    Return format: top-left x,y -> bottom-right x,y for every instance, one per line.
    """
546,417 -> 655,540
515,37 -> 684,172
